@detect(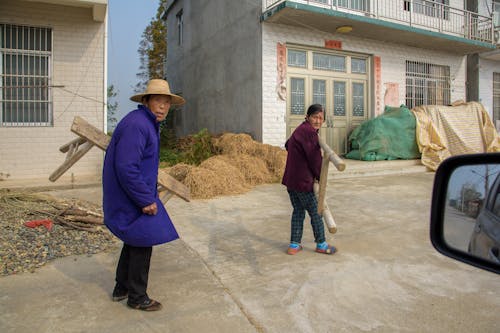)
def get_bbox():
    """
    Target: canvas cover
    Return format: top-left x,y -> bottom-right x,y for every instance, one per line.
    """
346,105 -> 421,161
412,101 -> 500,171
